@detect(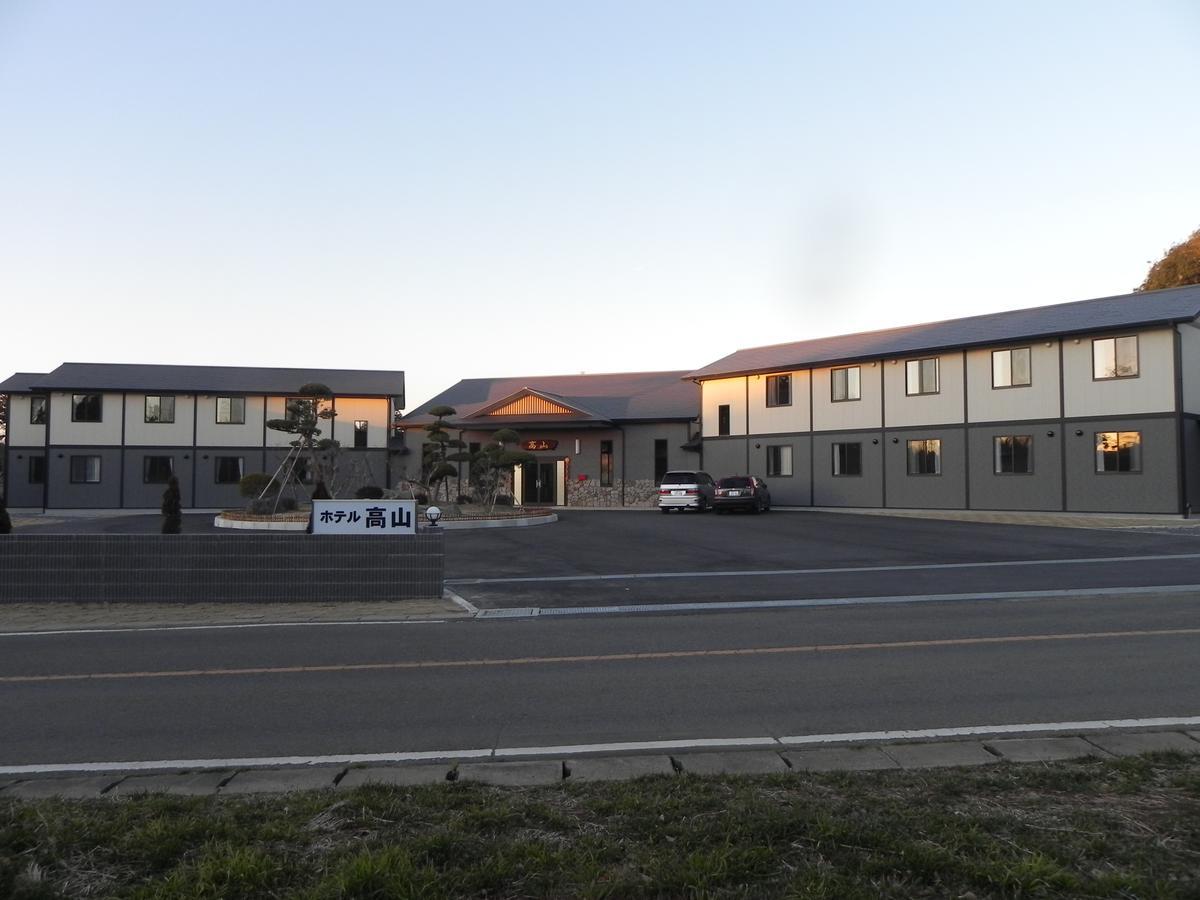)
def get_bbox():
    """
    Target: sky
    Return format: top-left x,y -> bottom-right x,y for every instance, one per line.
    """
2,1 -> 1198,411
